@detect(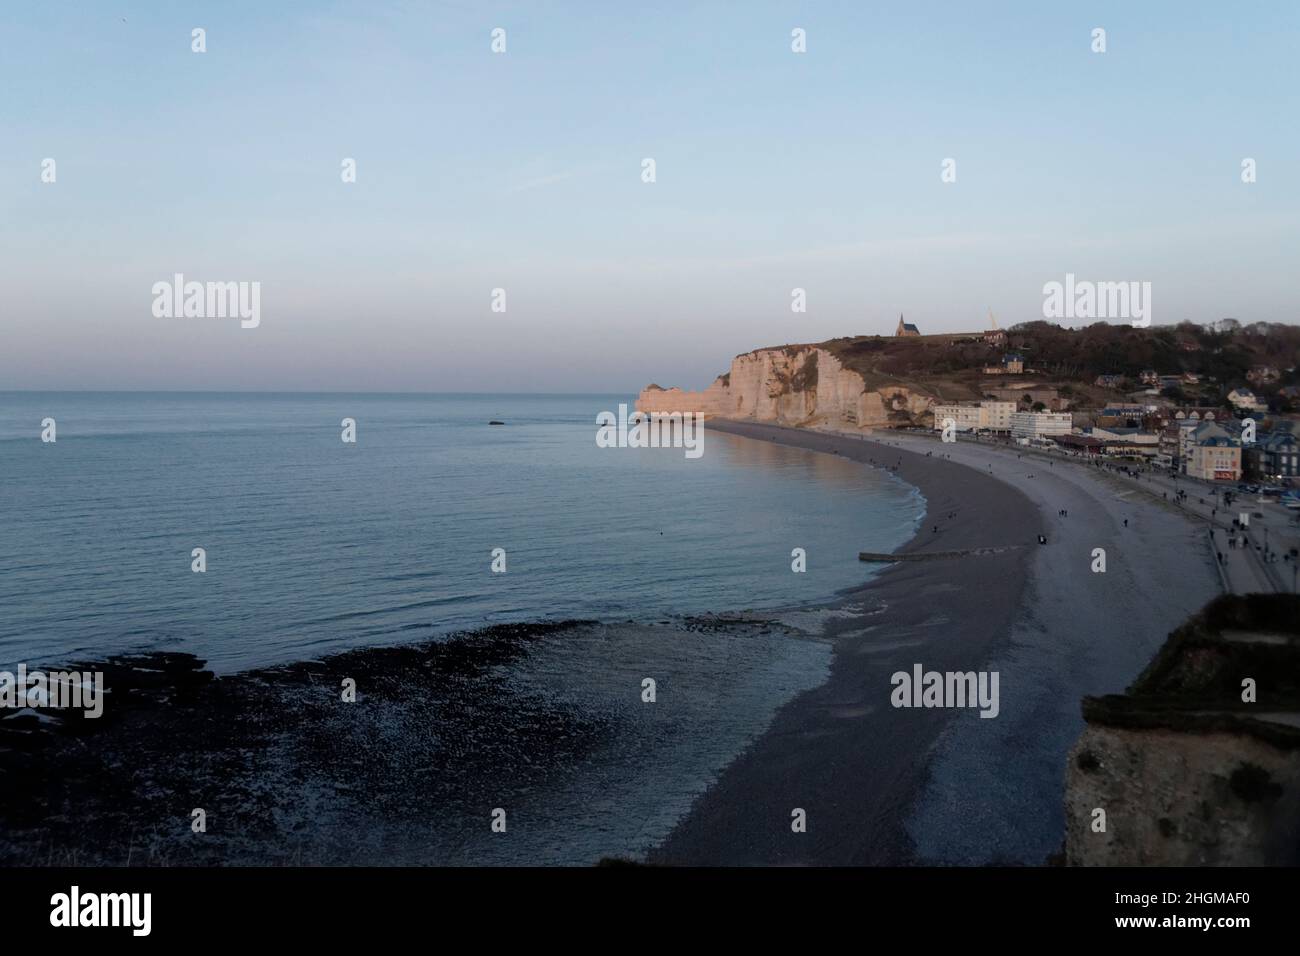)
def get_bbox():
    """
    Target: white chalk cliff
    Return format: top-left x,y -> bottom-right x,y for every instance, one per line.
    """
637,345 -> 935,430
